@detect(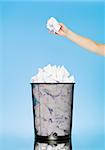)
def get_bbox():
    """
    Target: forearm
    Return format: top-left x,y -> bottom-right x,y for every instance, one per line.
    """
65,30 -> 105,56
